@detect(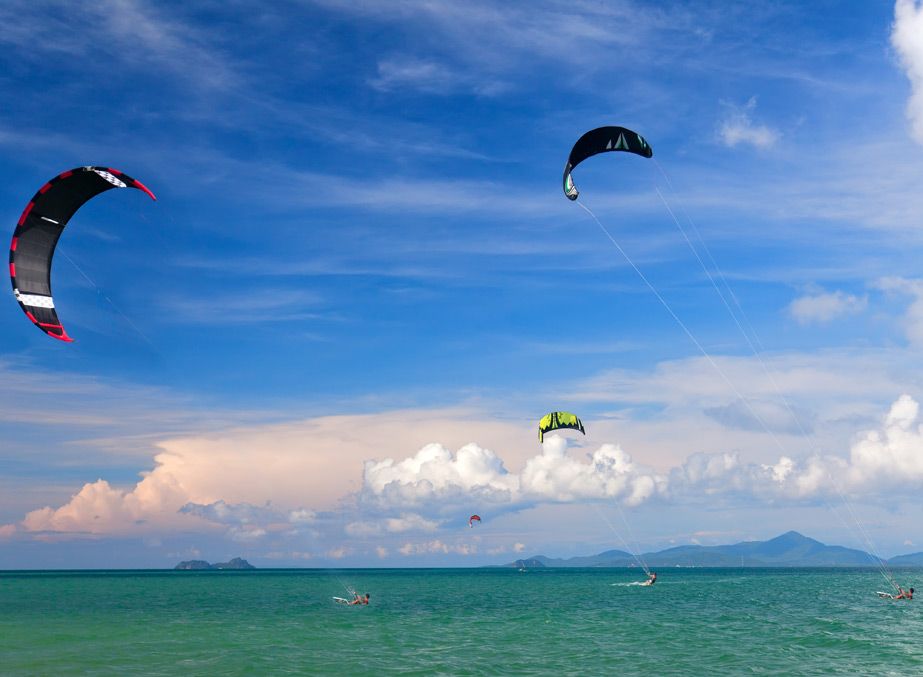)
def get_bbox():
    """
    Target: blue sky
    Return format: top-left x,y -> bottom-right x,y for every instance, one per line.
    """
3,0 -> 923,568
